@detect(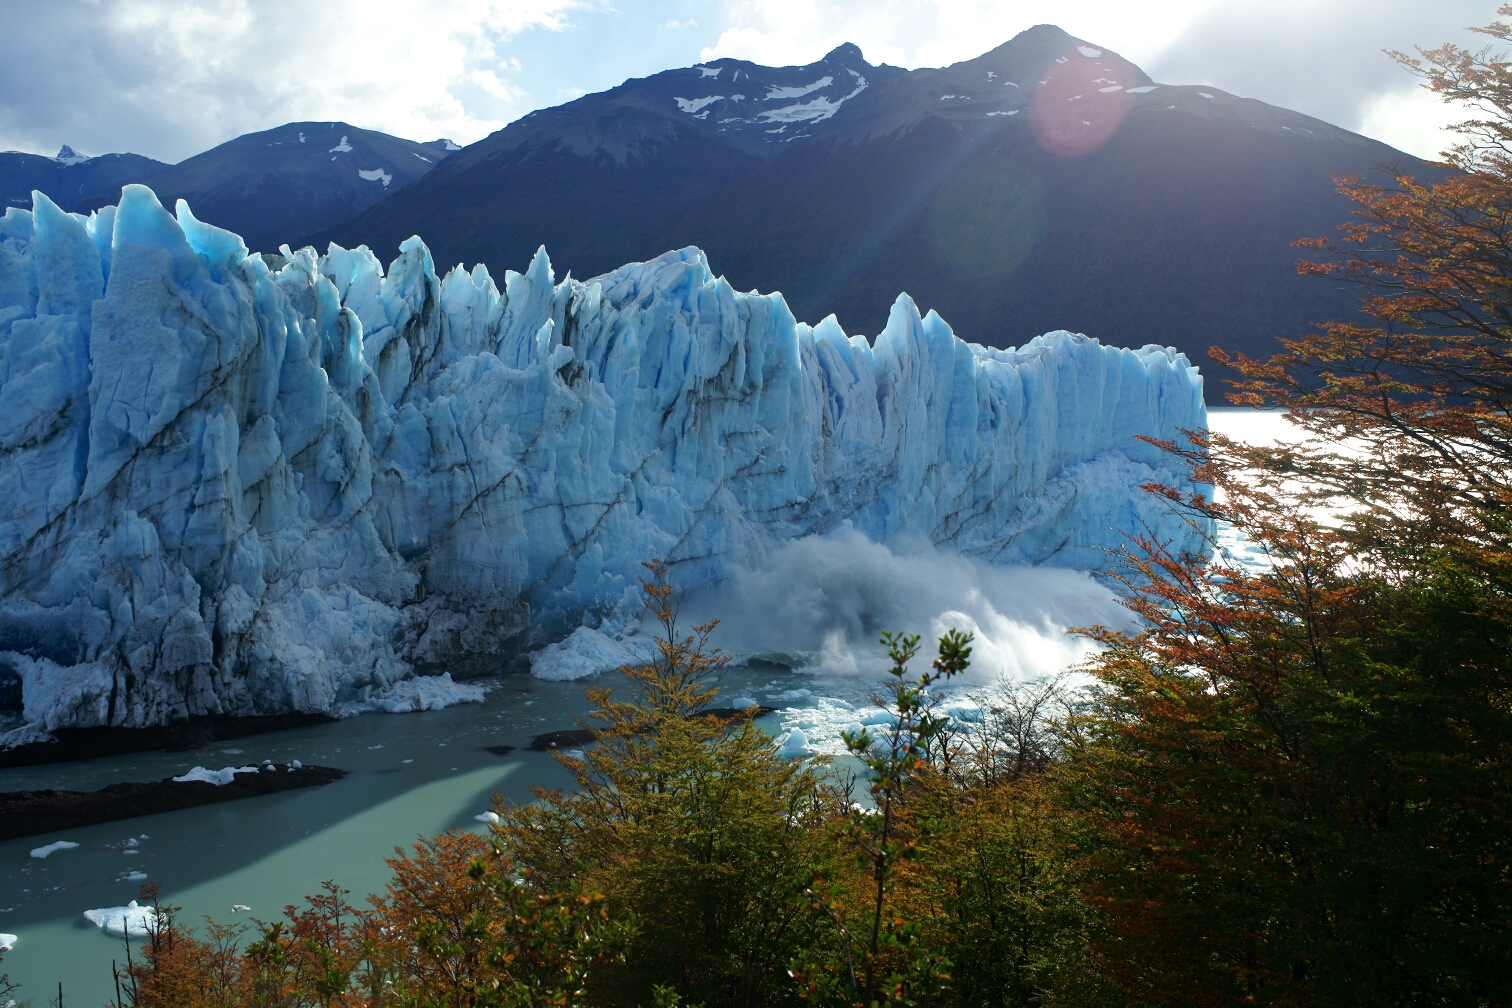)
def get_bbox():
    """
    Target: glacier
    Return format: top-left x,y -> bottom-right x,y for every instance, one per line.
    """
0,184 -> 1207,741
